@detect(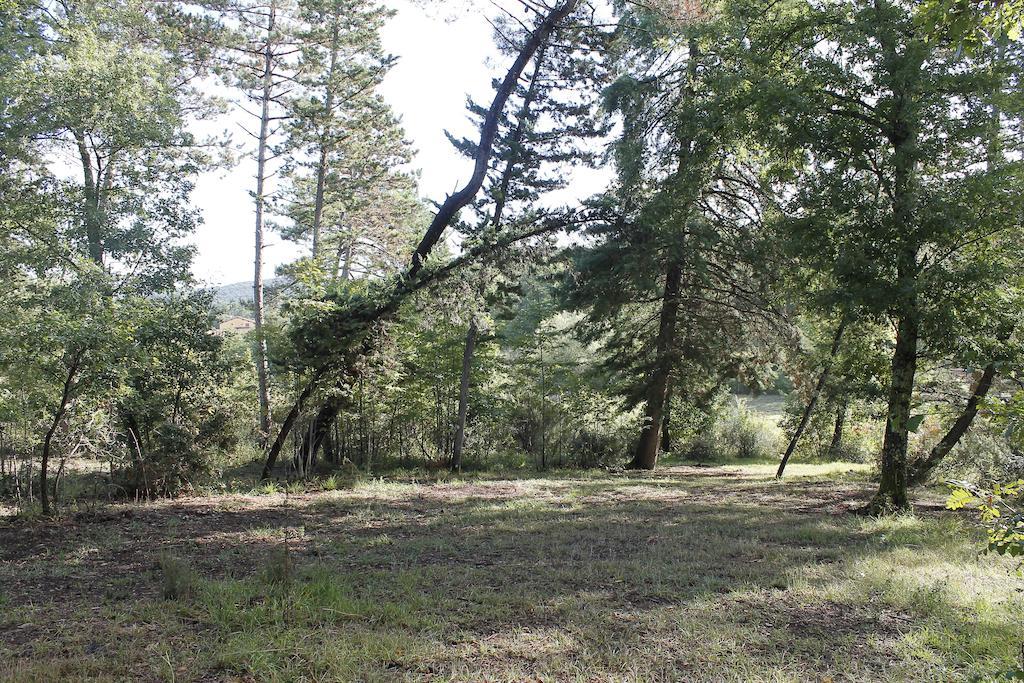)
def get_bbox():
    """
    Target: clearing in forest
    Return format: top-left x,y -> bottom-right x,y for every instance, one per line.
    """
1,463 -> 1022,682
